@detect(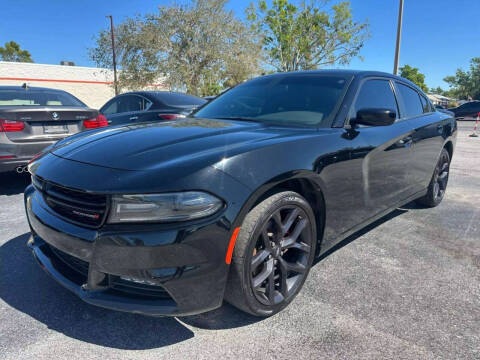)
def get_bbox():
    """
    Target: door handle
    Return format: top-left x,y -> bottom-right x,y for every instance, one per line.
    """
129,116 -> 138,121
